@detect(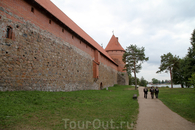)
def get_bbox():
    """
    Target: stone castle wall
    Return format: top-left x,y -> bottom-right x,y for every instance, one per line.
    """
0,2 -> 118,91
117,72 -> 129,85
